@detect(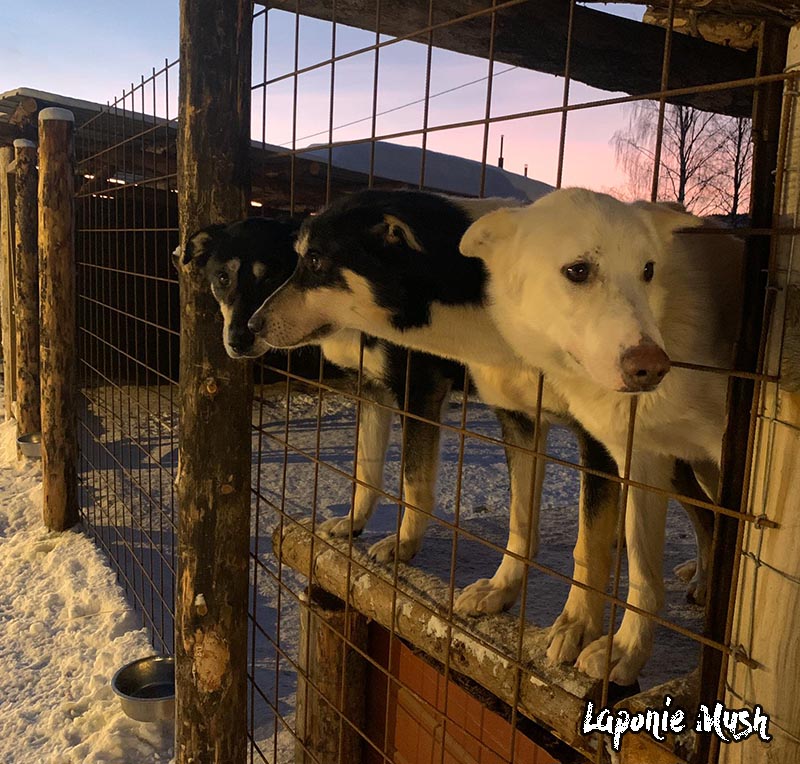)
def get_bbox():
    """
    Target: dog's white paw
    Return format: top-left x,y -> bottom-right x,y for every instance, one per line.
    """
454,578 -> 519,616
547,610 -> 603,665
368,534 -> 421,563
576,633 -> 646,686
317,515 -> 365,538
673,558 -> 696,582
673,558 -> 706,605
